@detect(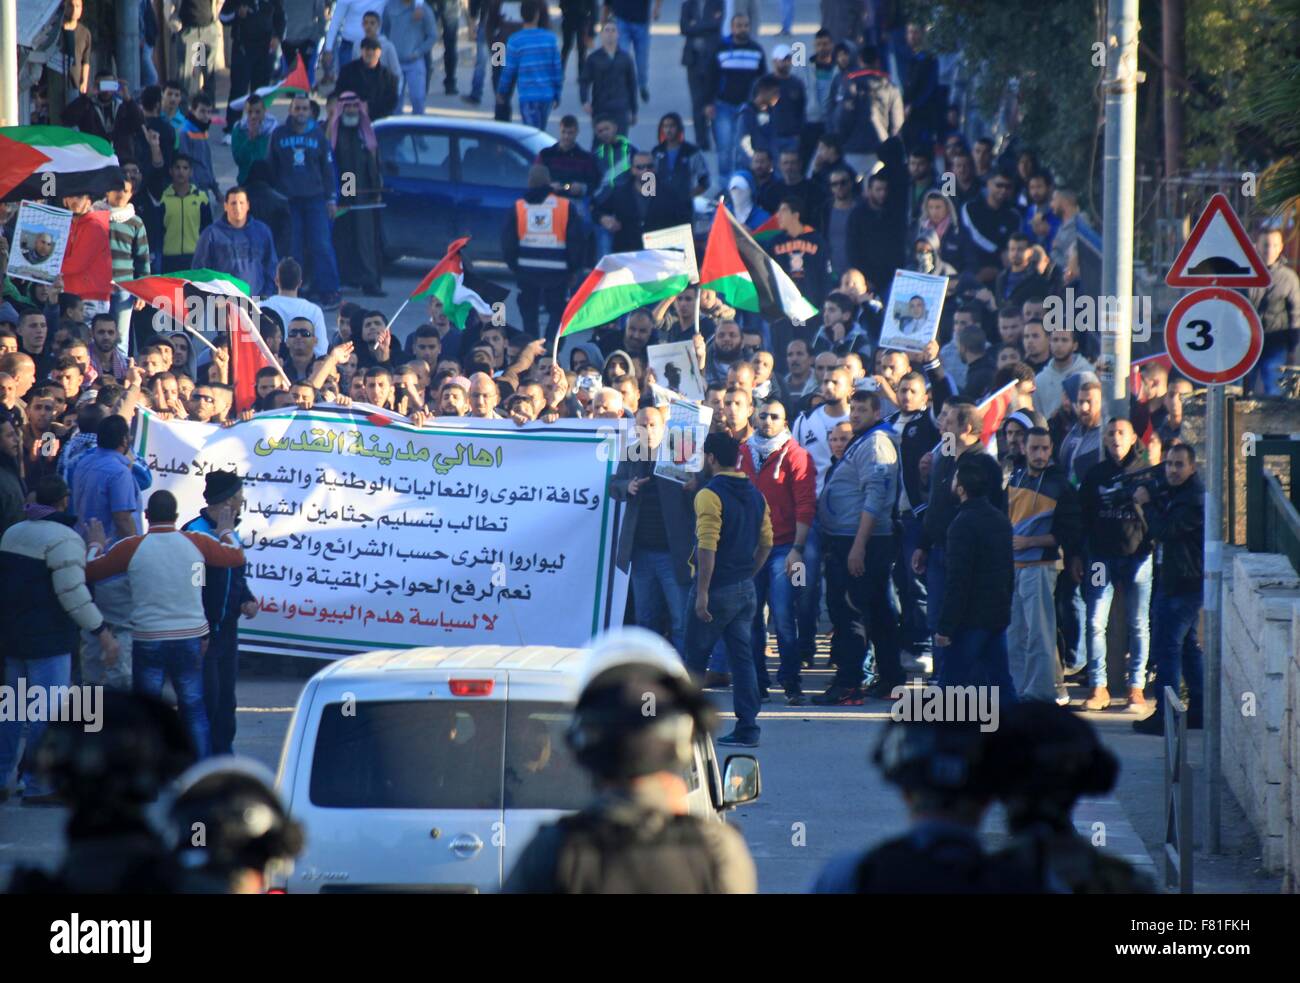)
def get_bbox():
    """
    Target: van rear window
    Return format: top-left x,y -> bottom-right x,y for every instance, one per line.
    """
503,703 -> 594,810
310,701 -> 505,809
